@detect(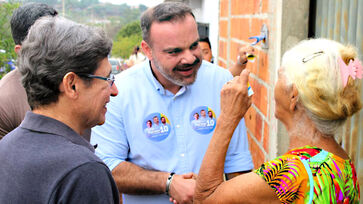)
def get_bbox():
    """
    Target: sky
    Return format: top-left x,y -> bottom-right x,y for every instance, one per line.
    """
99,0 -> 164,7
